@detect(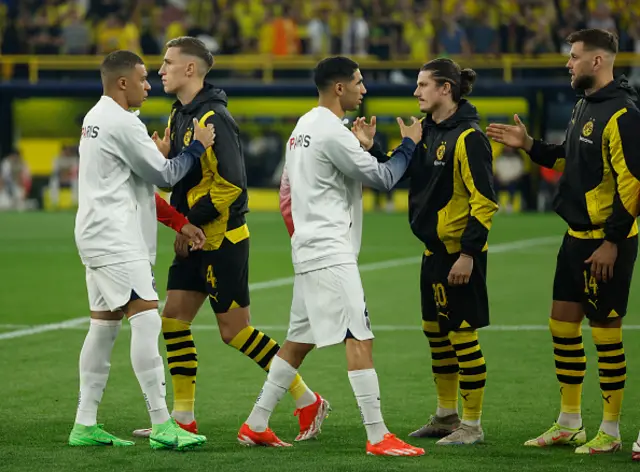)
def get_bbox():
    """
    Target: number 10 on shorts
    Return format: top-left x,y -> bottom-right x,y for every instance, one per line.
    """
432,283 -> 448,309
